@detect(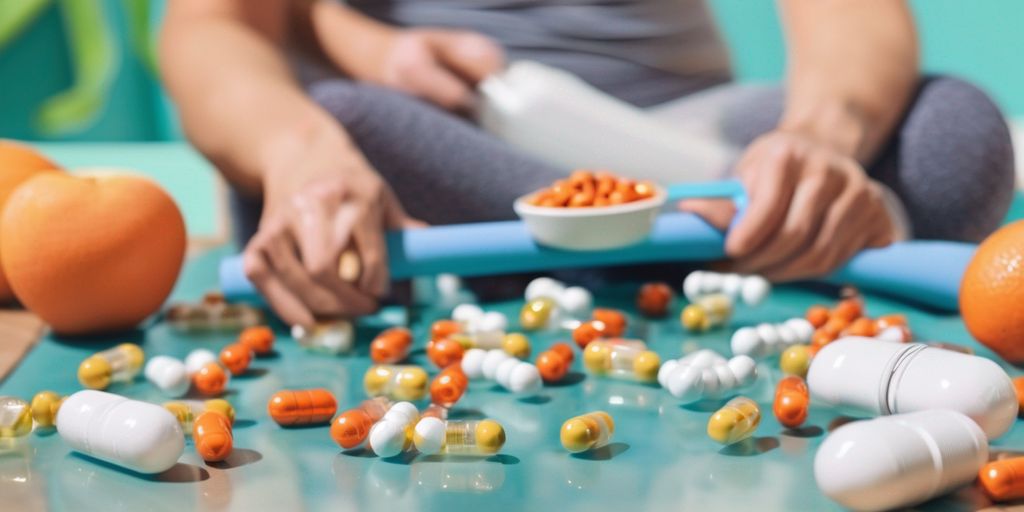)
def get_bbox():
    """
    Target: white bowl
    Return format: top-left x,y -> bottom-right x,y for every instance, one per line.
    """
513,186 -> 667,250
